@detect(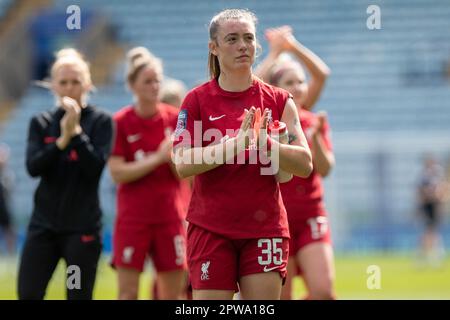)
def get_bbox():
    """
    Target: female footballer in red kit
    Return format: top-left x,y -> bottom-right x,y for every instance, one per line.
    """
173,9 -> 312,300
257,26 -> 336,300
108,47 -> 187,300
